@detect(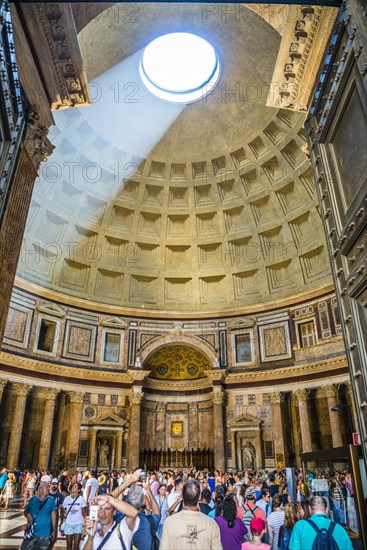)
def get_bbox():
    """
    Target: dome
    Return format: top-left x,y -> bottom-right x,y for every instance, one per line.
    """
16,3 -> 331,313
